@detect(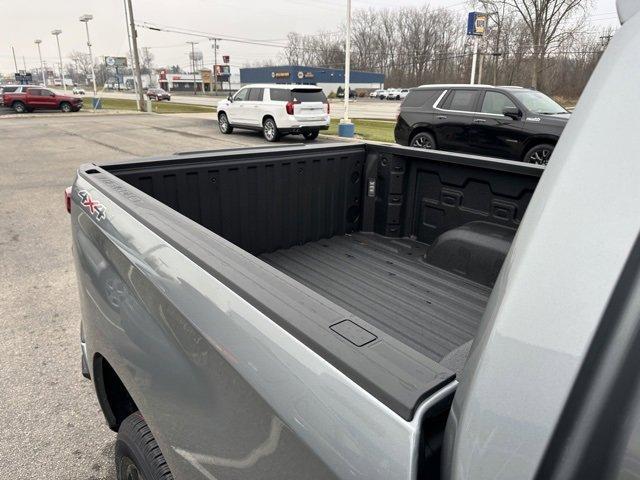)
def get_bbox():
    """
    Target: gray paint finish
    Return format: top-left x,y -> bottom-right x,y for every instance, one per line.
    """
72,175 -> 443,480
443,7 -> 640,480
